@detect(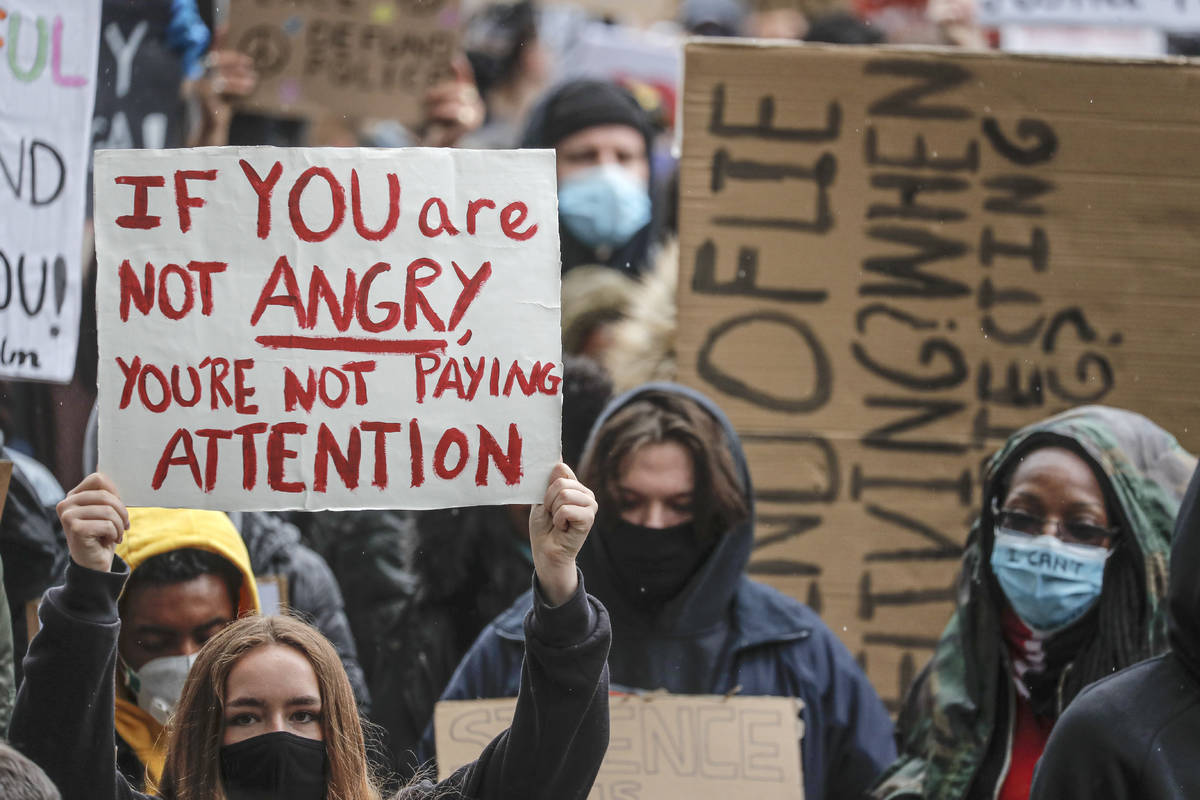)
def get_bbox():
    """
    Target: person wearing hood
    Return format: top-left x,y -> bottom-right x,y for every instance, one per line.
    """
521,79 -> 660,277
20,498 -> 260,791
872,406 -> 1196,800
423,383 -> 896,800
1028,460 -> 1200,800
